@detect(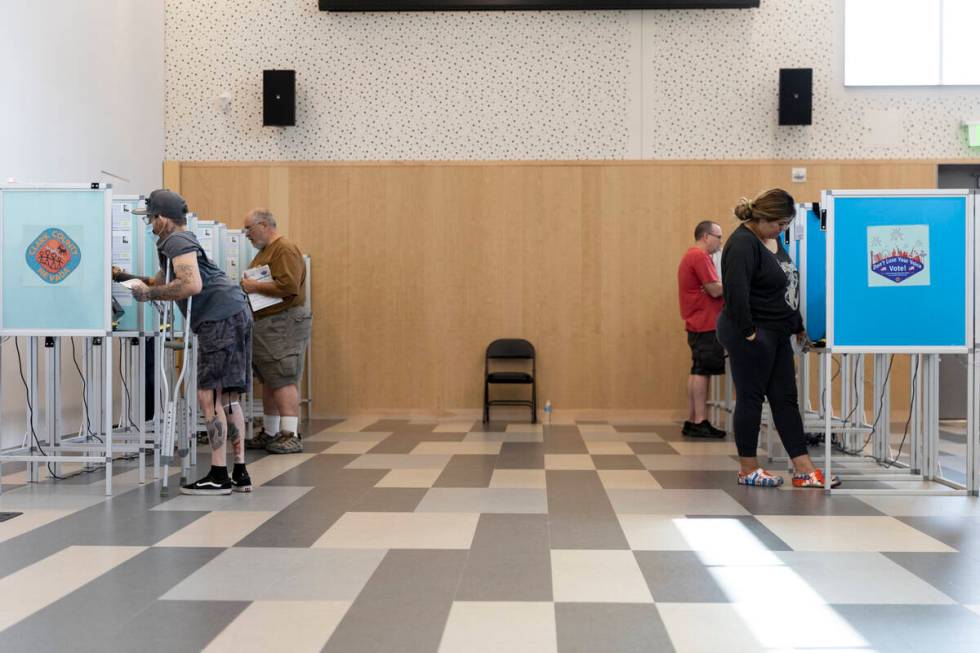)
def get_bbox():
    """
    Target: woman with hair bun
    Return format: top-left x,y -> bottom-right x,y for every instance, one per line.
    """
716,188 -> 840,489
